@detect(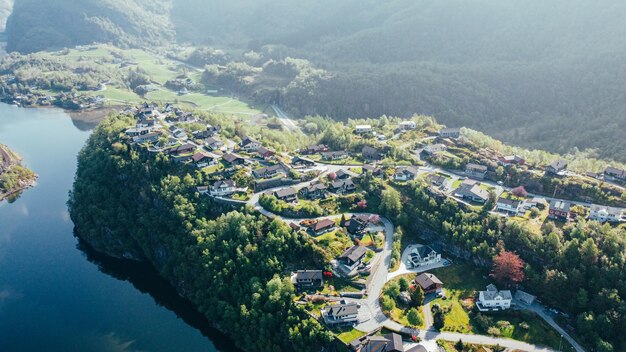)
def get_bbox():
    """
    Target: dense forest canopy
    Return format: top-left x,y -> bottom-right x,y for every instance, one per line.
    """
5,0 -> 626,161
